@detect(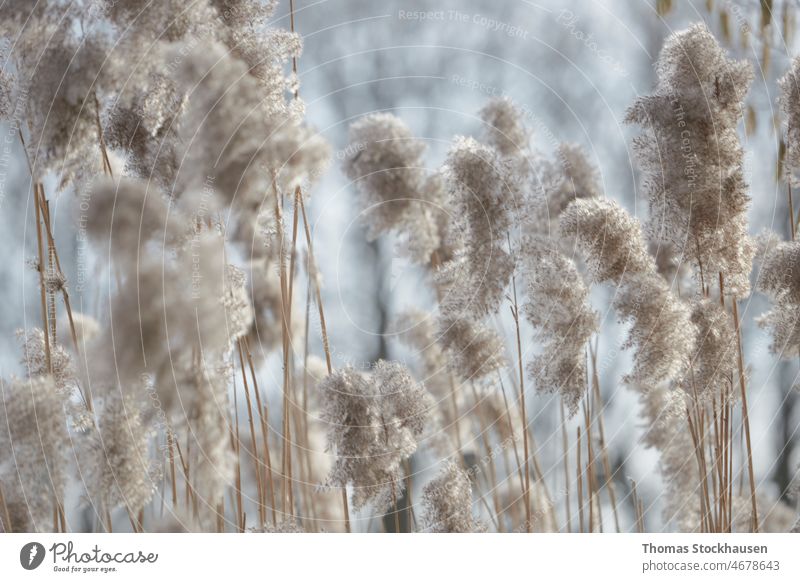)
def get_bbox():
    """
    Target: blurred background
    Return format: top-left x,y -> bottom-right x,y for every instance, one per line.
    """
2,0 -> 799,531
